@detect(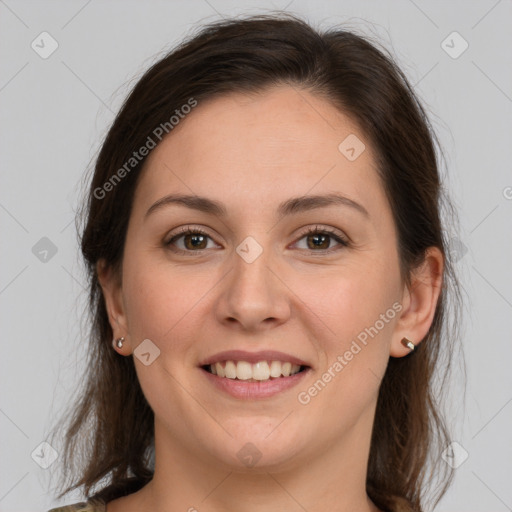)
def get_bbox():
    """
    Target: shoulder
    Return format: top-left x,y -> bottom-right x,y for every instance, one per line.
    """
47,499 -> 106,512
